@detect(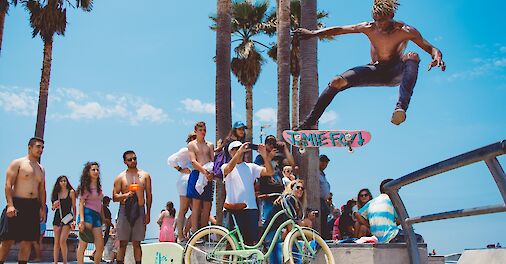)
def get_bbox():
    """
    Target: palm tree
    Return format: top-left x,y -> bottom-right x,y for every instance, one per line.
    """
265,0 -> 329,130
275,0 -> 290,139
214,0 -> 232,226
0,0 -> 18,55
299,0 -> 321,232
212,0 -> 270,144
26,0 -> 92,138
